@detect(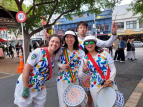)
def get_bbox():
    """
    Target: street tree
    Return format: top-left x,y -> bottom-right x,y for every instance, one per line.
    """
0,0 -> 122,62
128,0 -> 143,23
